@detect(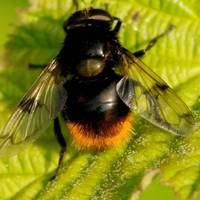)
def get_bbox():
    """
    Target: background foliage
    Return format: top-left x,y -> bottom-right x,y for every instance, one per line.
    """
0,0 -> 200,199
